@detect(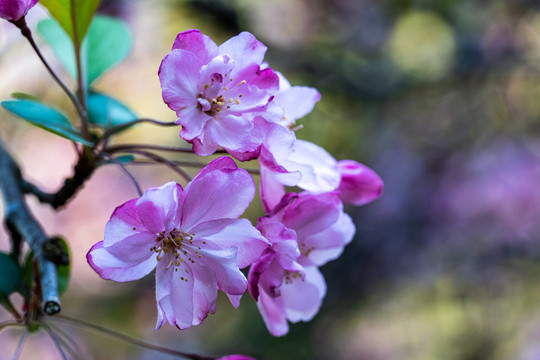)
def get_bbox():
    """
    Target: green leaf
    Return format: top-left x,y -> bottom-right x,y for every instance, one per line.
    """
87,92 -> 137,129
10,92 -> 42,102
39,0 -> 101,45
2,100 -> 93,146
37,15 -> 133,86
86,16 -> 132,84
53,238 -> 70,296
37,18 -> 77,78
0,253 -> 22,296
